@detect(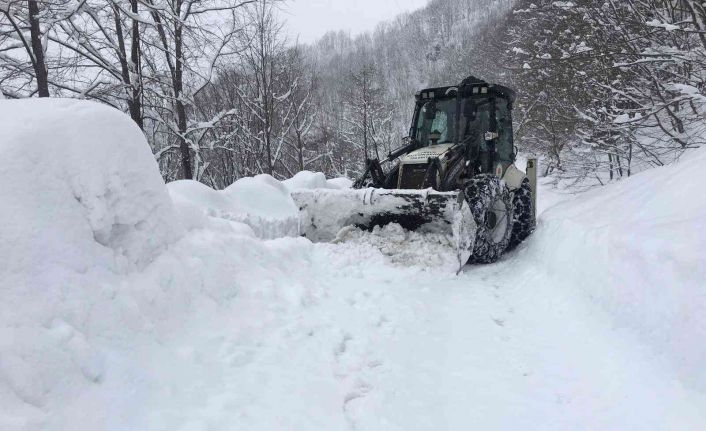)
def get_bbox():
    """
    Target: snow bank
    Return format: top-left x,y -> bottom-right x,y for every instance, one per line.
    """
167,174 -> 299,239
0,99 -> 180,428
0,99 -> 316,429
526,146 -> 706,391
